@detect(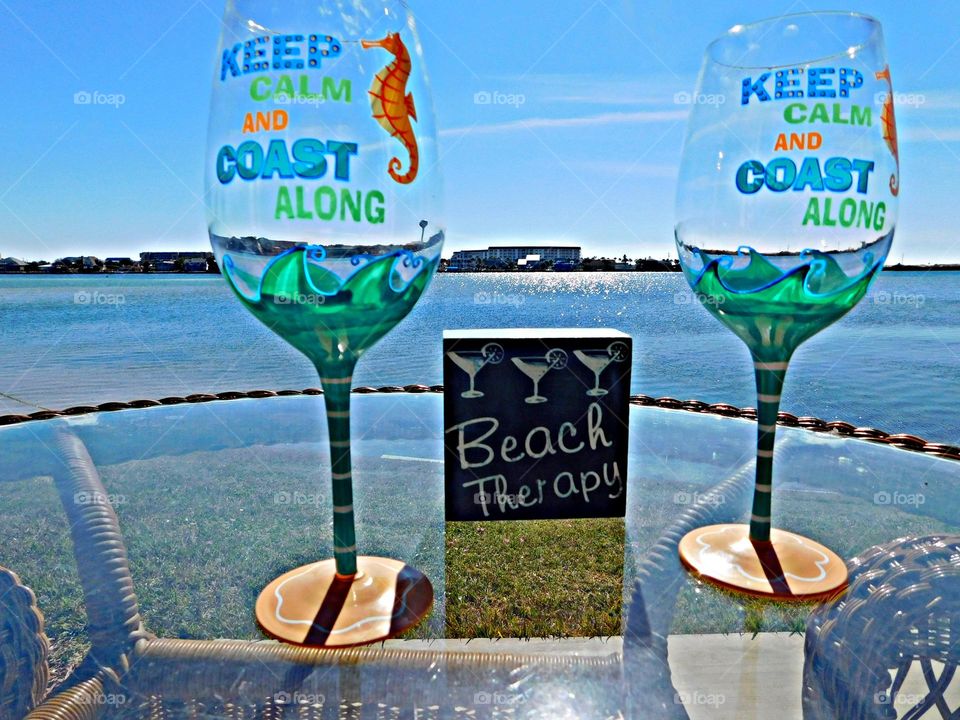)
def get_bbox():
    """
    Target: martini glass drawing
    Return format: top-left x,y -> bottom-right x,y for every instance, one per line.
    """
207,0 -> 444,646
673,12 -> 898,599
574,341 -> 629,397
511,349 -> 568,404
446,343 -> 504,398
